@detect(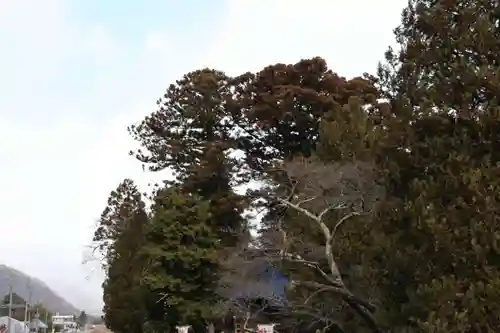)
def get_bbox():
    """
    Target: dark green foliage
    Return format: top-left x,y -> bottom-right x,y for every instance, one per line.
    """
368,114 -> 500,332
129,69 -> 248,247
94,179 -> 148,333
140,187 -> 220,330
180,145 -> 246,248
1,292 -> 25,306
128,69 -> 236,175
369,1 -> 500,331
77,311 -> 87,328
268,100 -> 386,333
93,179 -> 146,264
378,0 -> 500,115
128,68 -> 249,330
